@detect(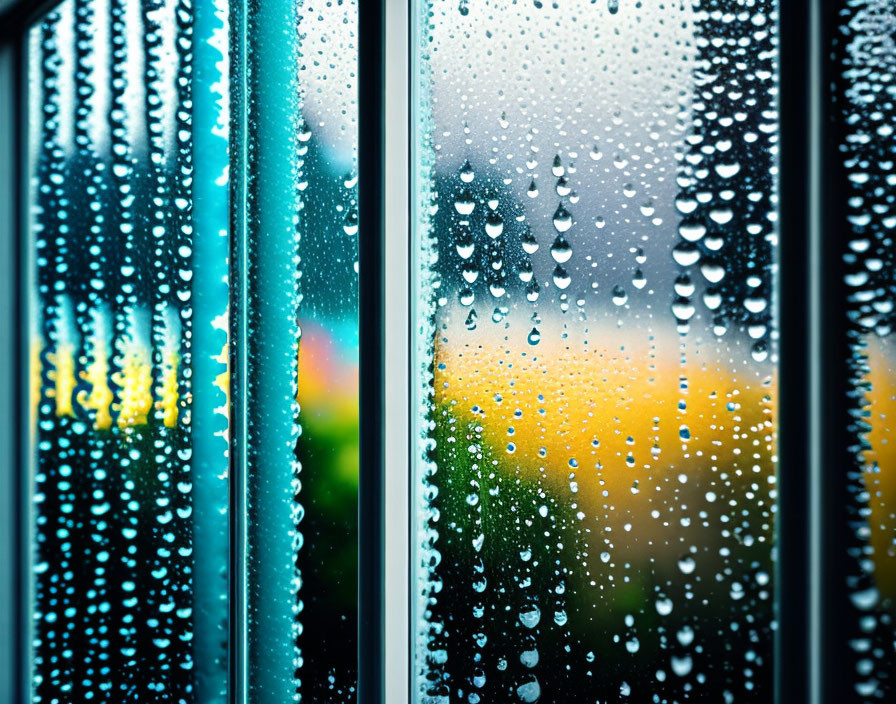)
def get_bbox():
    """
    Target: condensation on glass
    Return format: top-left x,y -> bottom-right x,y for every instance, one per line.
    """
25,0 -> 230,701
239,0 -> 359,701
412,2 -> 779,702
837,0 -> 896,697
